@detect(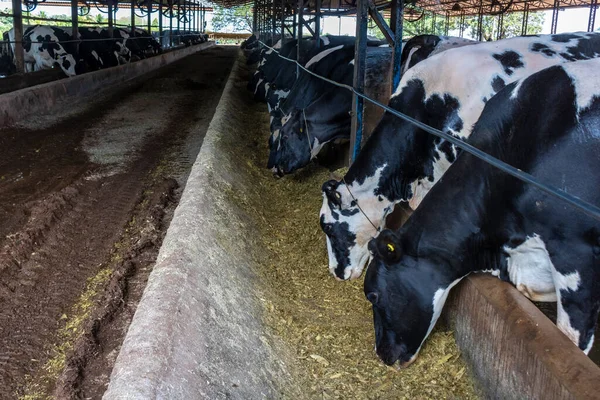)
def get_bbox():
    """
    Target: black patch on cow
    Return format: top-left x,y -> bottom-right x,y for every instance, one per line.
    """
561,33 -> 600,62
492,51 -> 524,76
492,76 -> 506,93
530,42 -> 557,57
320,216 -> 356,279
551,33 -> 581,43
62,58 -> 71,70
